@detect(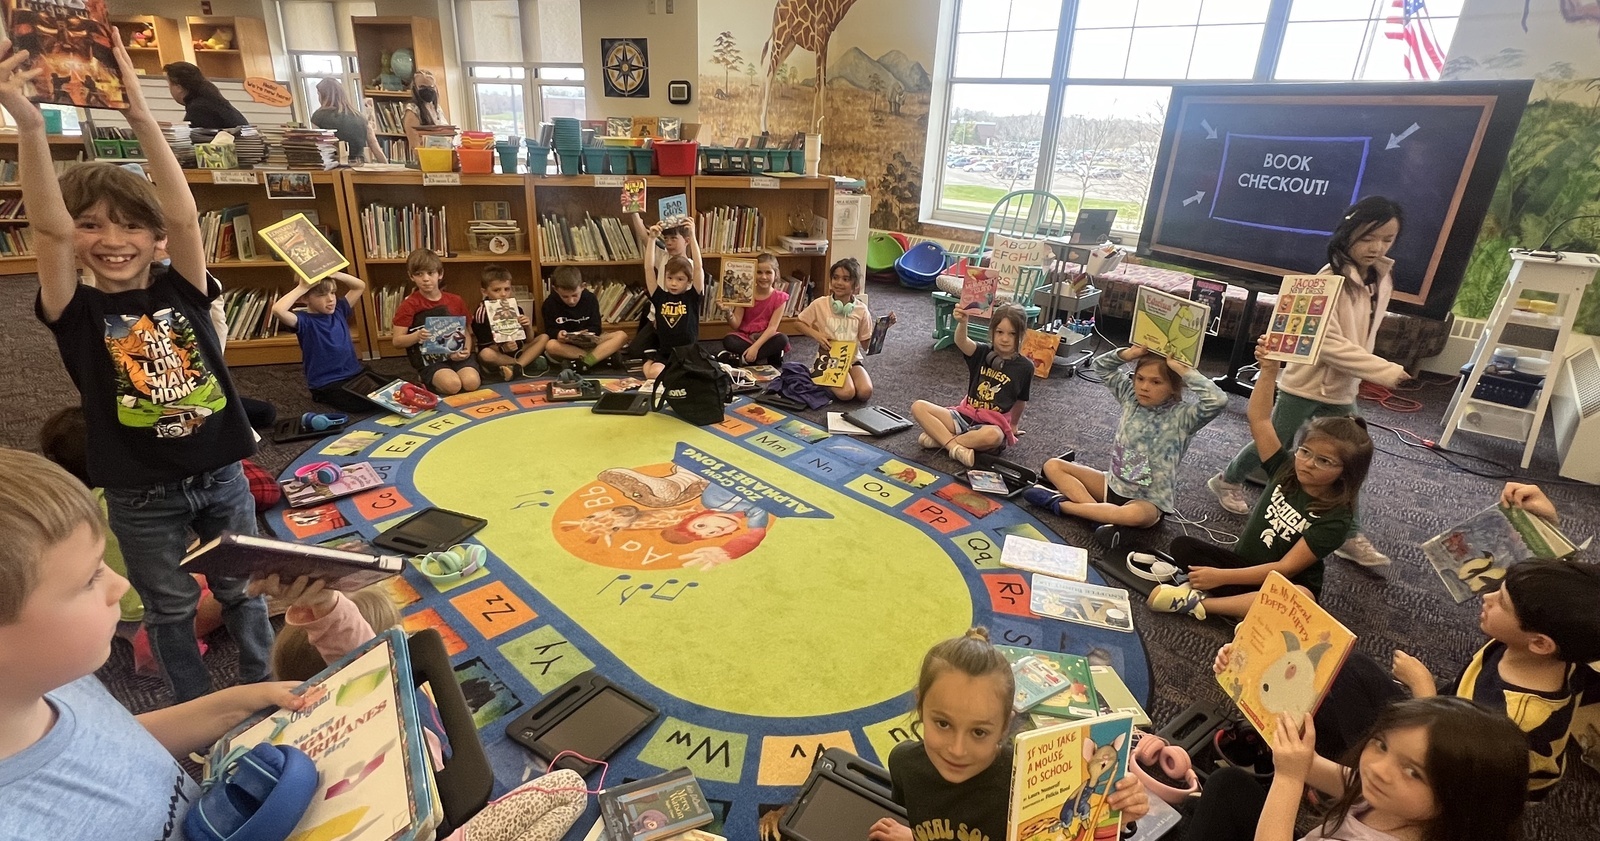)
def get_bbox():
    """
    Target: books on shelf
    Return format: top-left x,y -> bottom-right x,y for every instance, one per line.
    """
371,98 -> 408,135
218,287 -> 286,342
361,202 -> 448,259
199,204 -> 256,264
0,225 -> 33,257
590,281 -> 652,325
374,284 -> 408,337
538,213 -> 643,263
1420,504 -> 1580,603
696,205 -> 767,254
